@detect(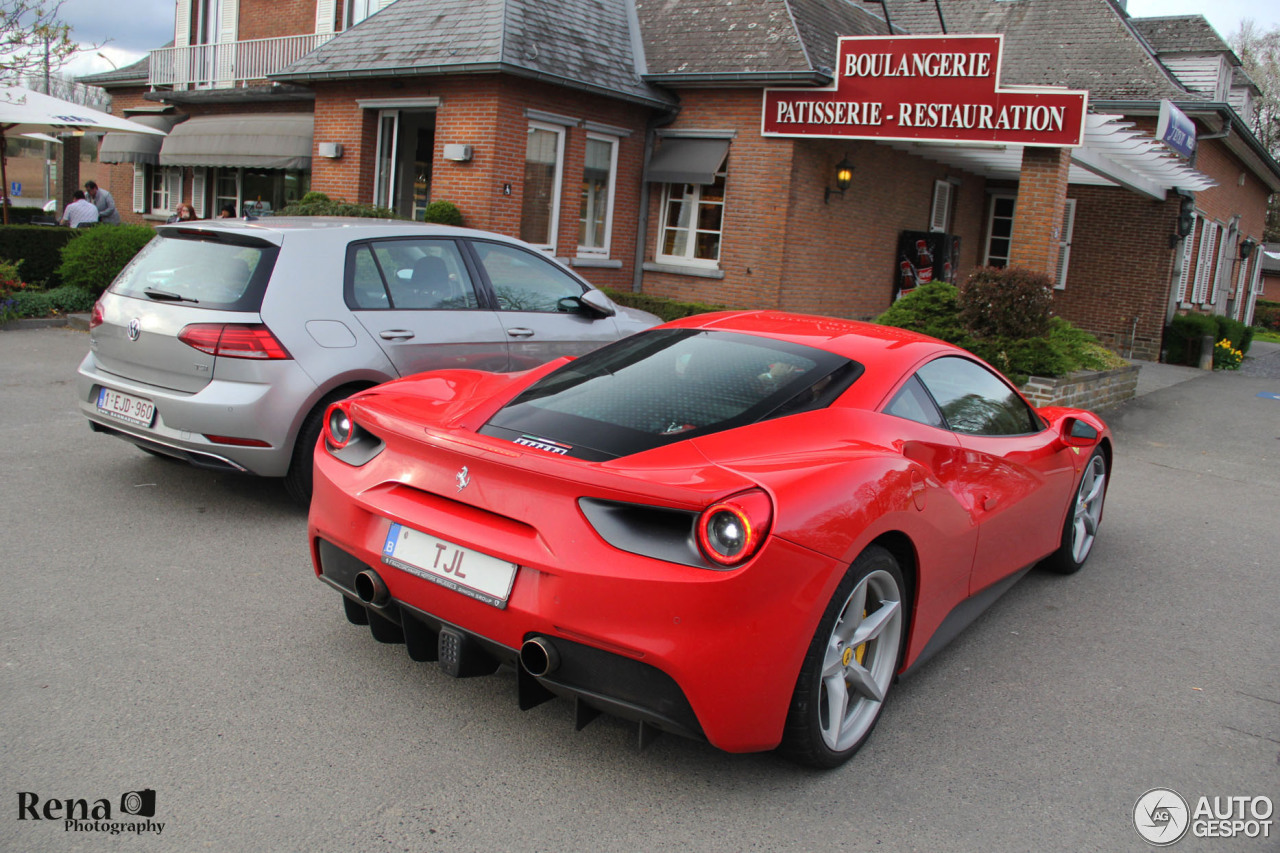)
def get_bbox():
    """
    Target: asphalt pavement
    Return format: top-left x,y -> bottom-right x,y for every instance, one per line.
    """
1,327 -> 1277,853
